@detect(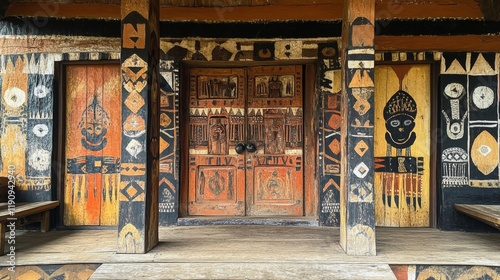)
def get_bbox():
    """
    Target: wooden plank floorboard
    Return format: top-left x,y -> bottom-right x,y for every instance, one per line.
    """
1,225 -> 499,267
90,263 -> 397,280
